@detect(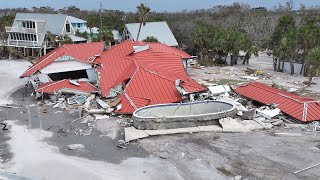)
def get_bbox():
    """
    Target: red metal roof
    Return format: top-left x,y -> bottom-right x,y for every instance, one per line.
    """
36,79 -> 99,94
234,82 -> 320,122
131,41 -> 191,59
20,42 -> 105,78
96,40 -> 205,114
95,40 -> 134,97
147,43 -> 192,59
